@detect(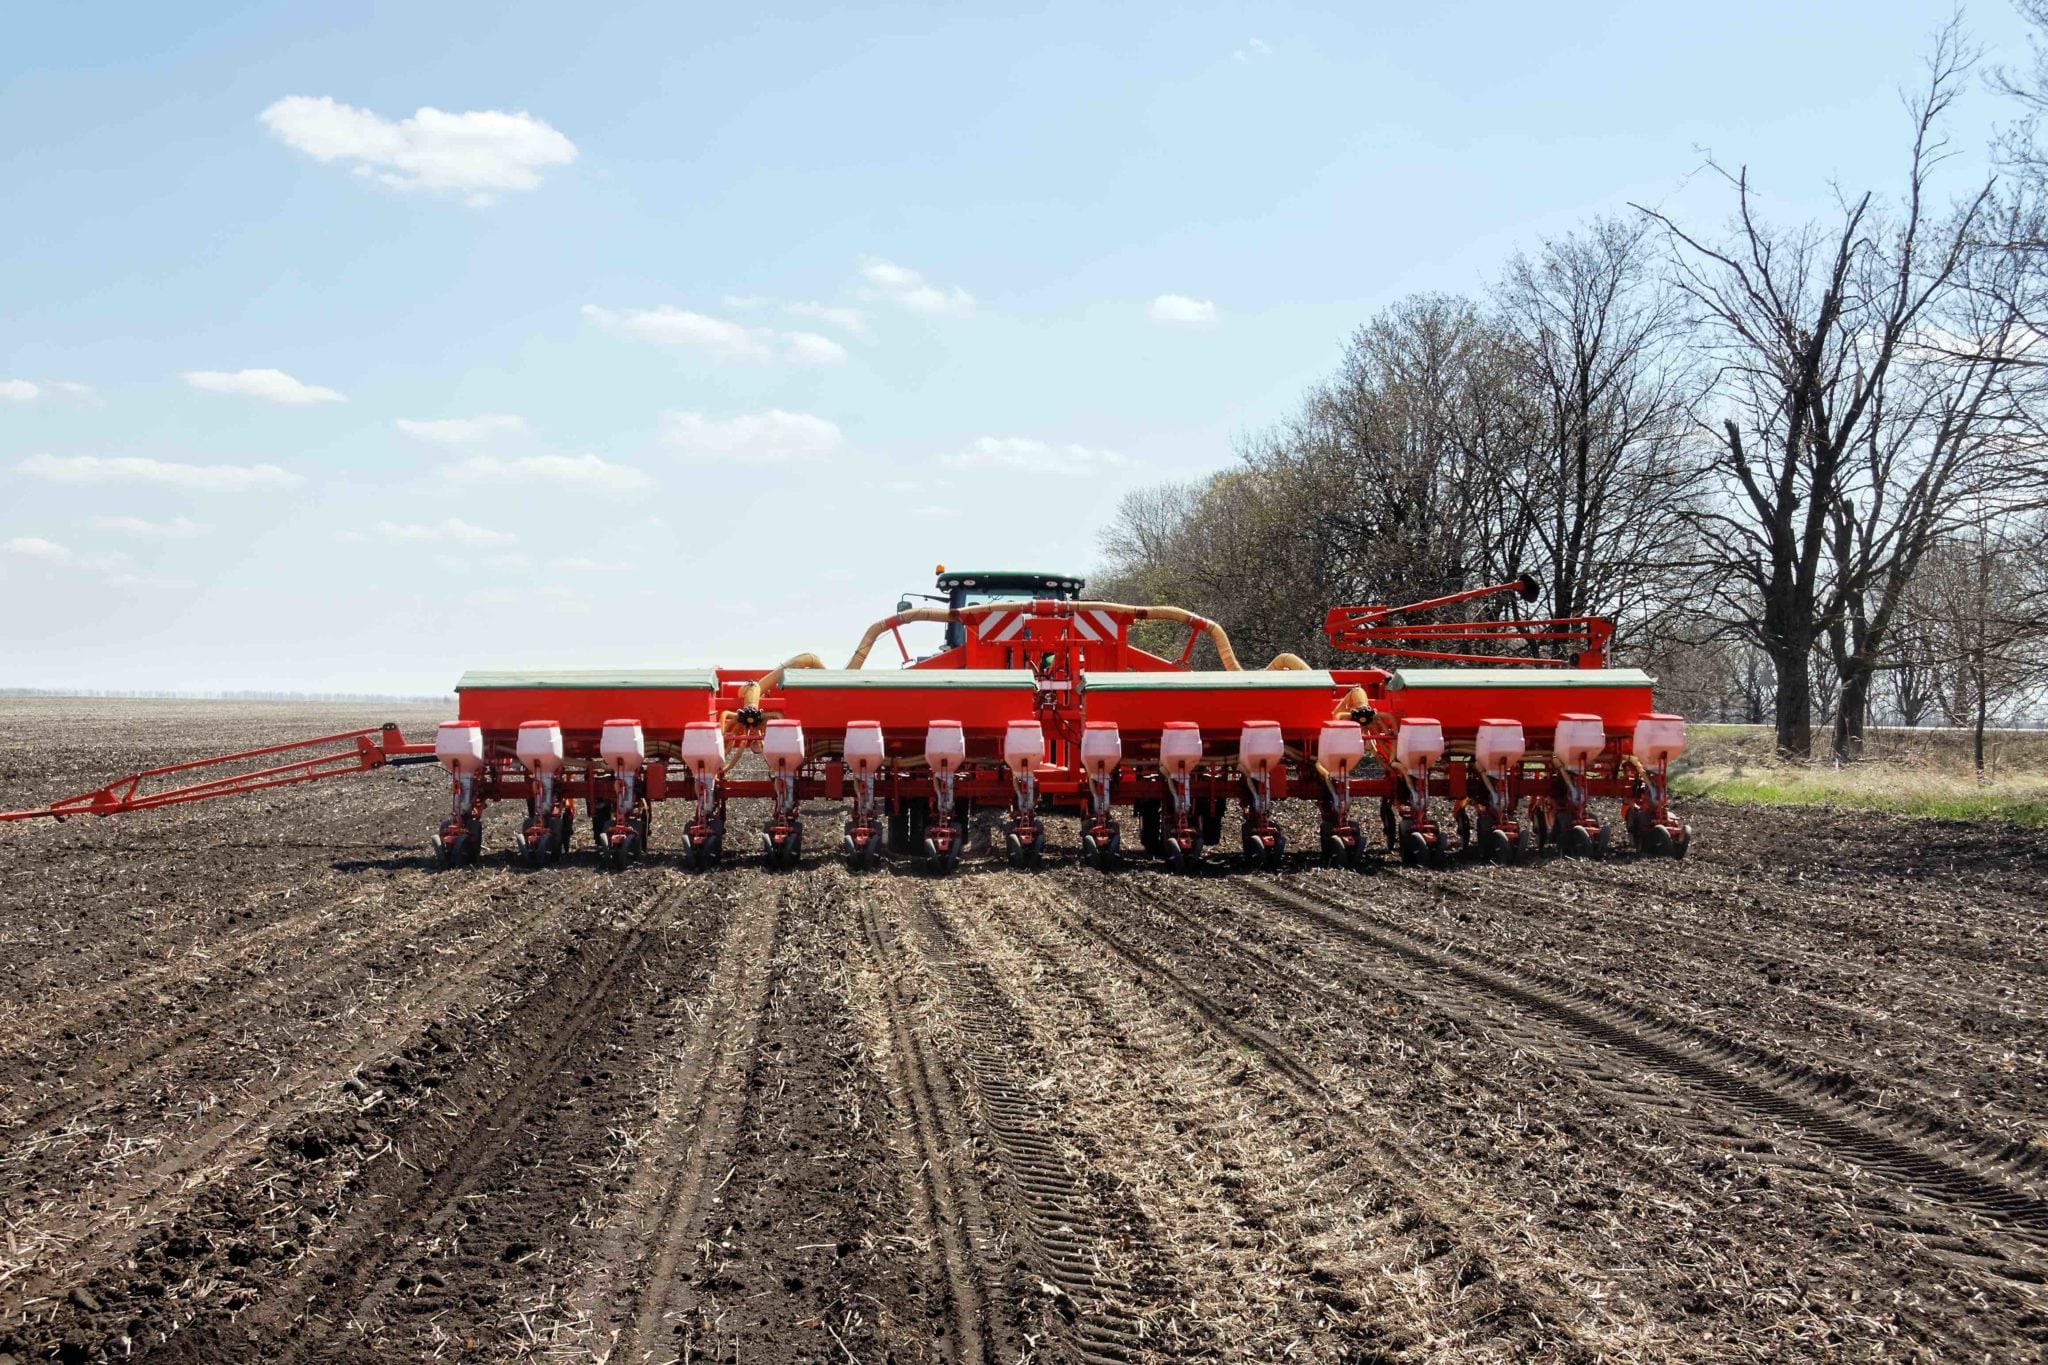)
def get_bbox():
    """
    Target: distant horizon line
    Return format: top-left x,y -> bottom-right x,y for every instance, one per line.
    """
0,686 -> 453,704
